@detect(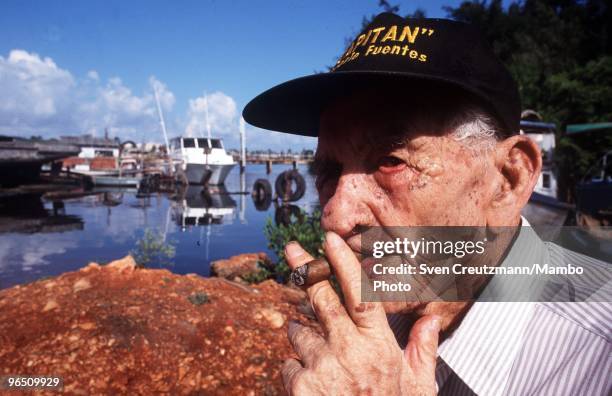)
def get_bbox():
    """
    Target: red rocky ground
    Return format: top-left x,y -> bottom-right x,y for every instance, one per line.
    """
0,256 -> 317,395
